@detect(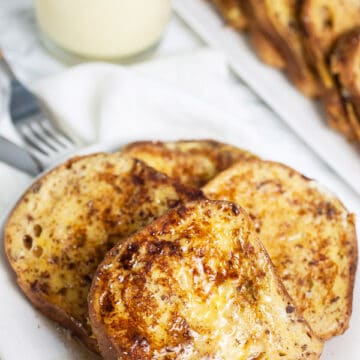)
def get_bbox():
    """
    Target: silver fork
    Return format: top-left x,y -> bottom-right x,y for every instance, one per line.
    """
0,50 -> 78,170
